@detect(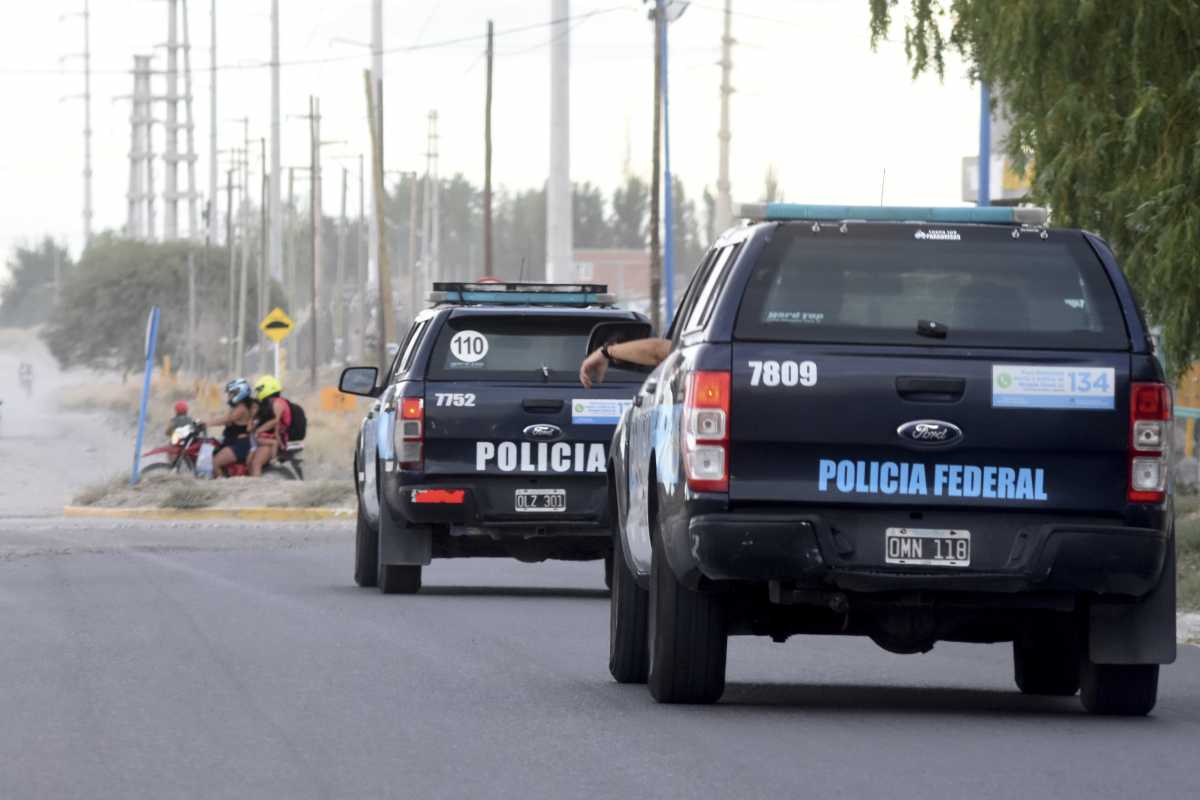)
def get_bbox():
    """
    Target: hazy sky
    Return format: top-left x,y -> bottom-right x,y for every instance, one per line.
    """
0,0 -> 981,276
